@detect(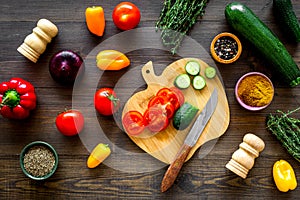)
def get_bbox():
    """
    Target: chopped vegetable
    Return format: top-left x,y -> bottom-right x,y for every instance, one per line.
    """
87,143 -> 111,168
96,50 -> 130,71
0,77 -> 36,119
123,111 -> 145,136
266,107 -> 300,162
205,66 -> 216,79
85,6 -> 105,36
273,159 -> 297,192
273,0 -> 300,42
156,0 -> 208,54
185,61 -> 200,76
192,75 -> 206,90
173,102 -> 199,130
174,74 -> 190,89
